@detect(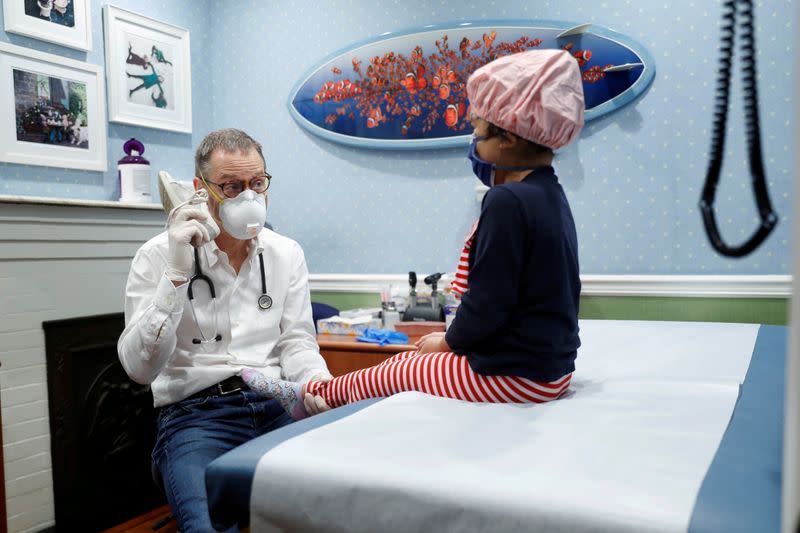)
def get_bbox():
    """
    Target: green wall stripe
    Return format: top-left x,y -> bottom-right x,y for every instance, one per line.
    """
311,291 -> 789,325
311,291 -> 381,311
580,296 -> 788,325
